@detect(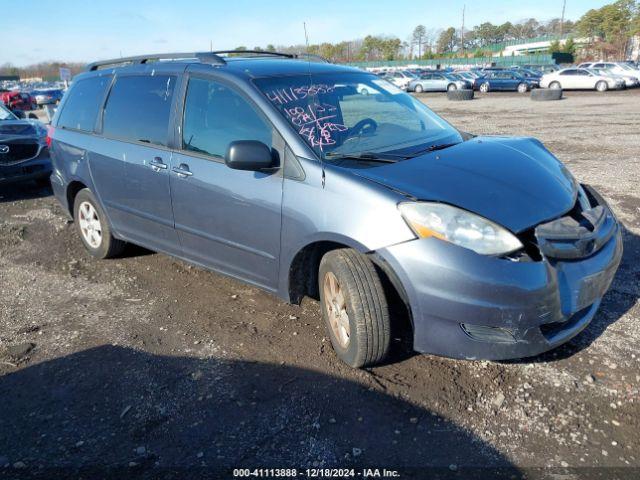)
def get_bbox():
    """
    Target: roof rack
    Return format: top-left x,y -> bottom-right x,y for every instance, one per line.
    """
85,50 -> 311,72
